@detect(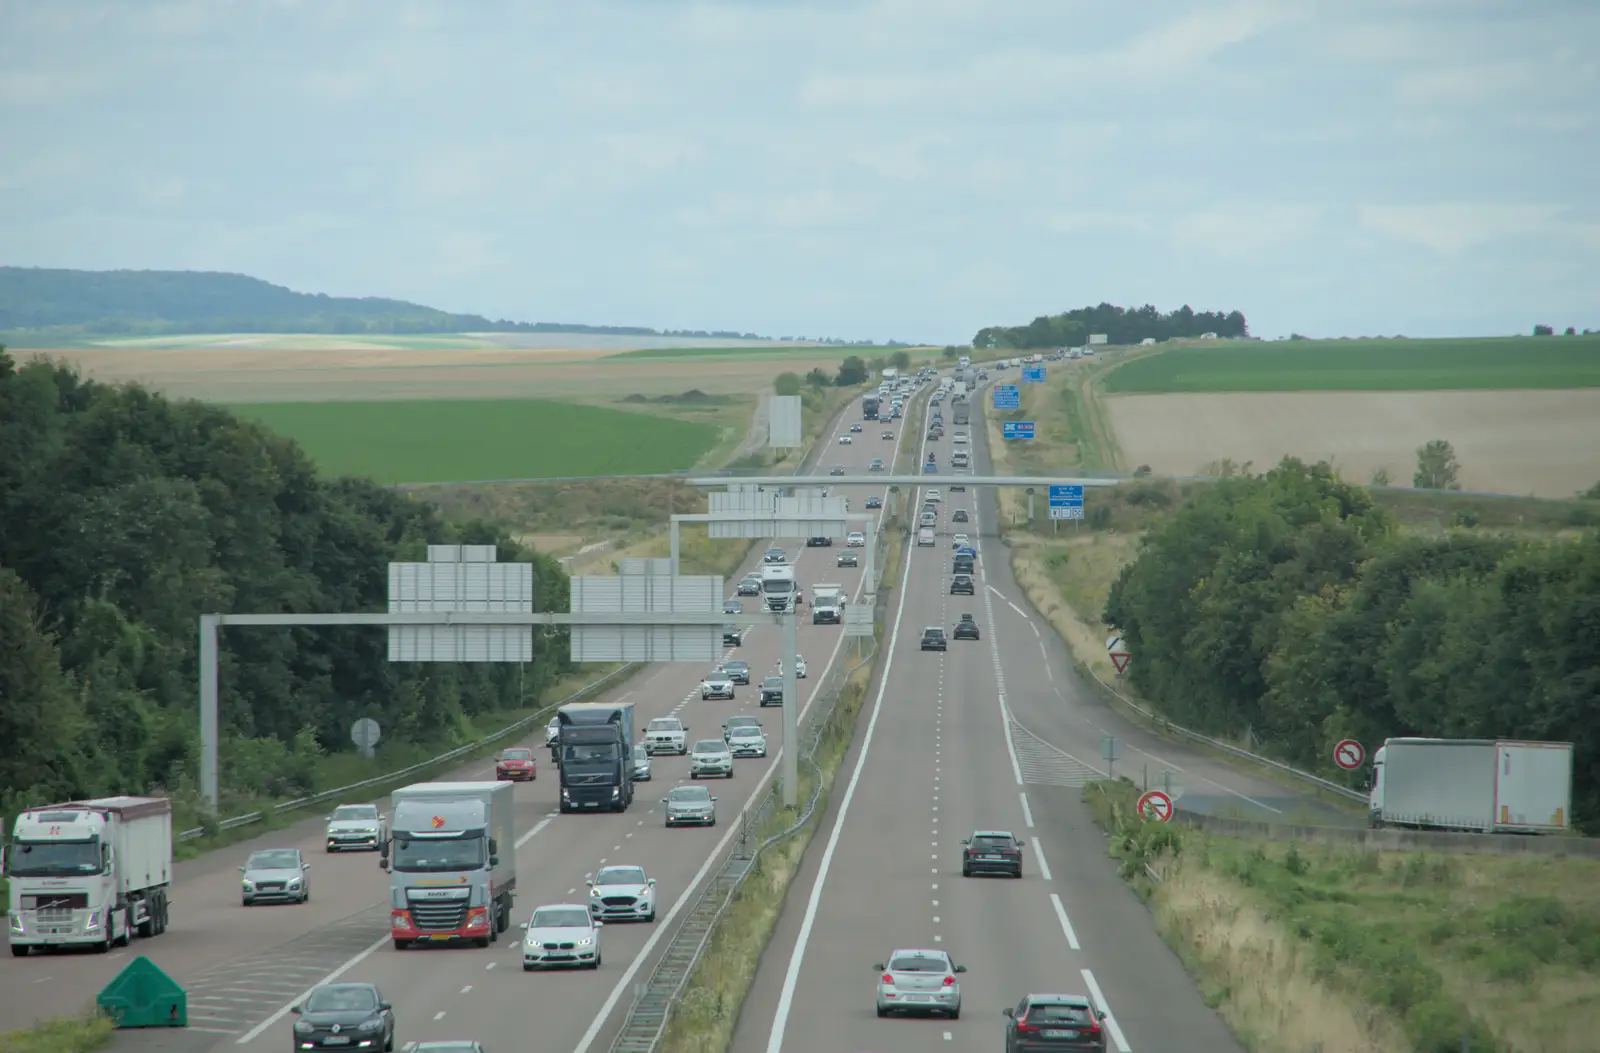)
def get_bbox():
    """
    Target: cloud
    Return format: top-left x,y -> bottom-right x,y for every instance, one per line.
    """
1356,203 -> 1591,256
